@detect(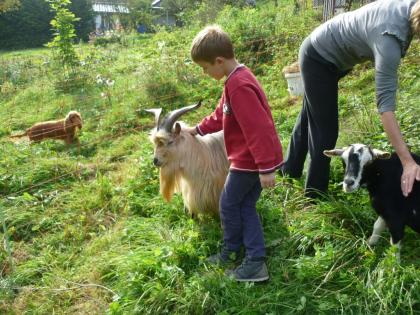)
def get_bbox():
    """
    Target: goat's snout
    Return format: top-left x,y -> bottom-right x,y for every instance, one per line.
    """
344,178 -> 355,187
343,177 -> 358,192
153,157 -> 162,167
